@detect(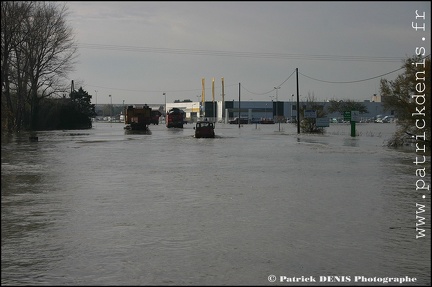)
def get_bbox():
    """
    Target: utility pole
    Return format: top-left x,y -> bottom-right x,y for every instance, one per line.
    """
212,78 -> 215,122
221,77 -> 225,121
274,86 -> 281,131
109,94 -> 112,127
291,94 -> 294,122
238,83 -> 241,128
94,90 -> 98,119
163,92 -> 166,115
296,68 -> 300,134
